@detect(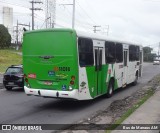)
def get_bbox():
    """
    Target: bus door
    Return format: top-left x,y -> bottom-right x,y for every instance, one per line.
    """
123,49 -> 128,87
94,47 -> 103,95
93,41 -> 104,96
